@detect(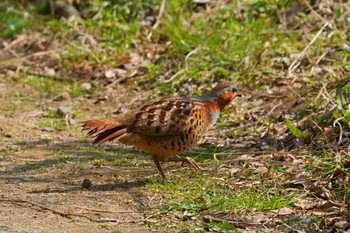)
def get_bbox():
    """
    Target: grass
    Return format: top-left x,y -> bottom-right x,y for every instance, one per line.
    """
21,75 -> 93,98
146,173 -> 299,231
37,118 -> 65,131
